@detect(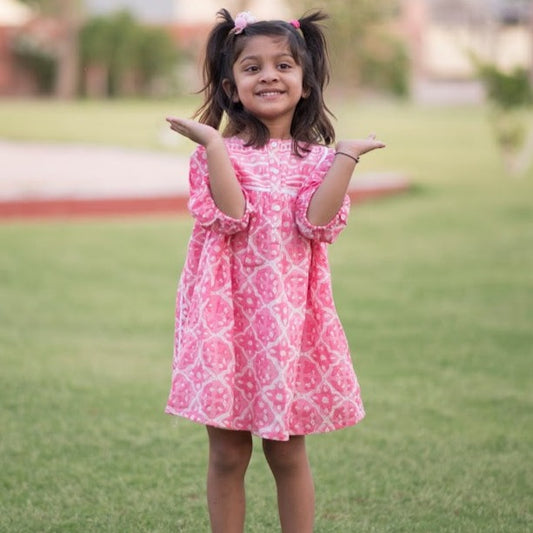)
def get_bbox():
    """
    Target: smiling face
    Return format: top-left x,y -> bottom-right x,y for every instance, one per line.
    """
226,34 -> 306,139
